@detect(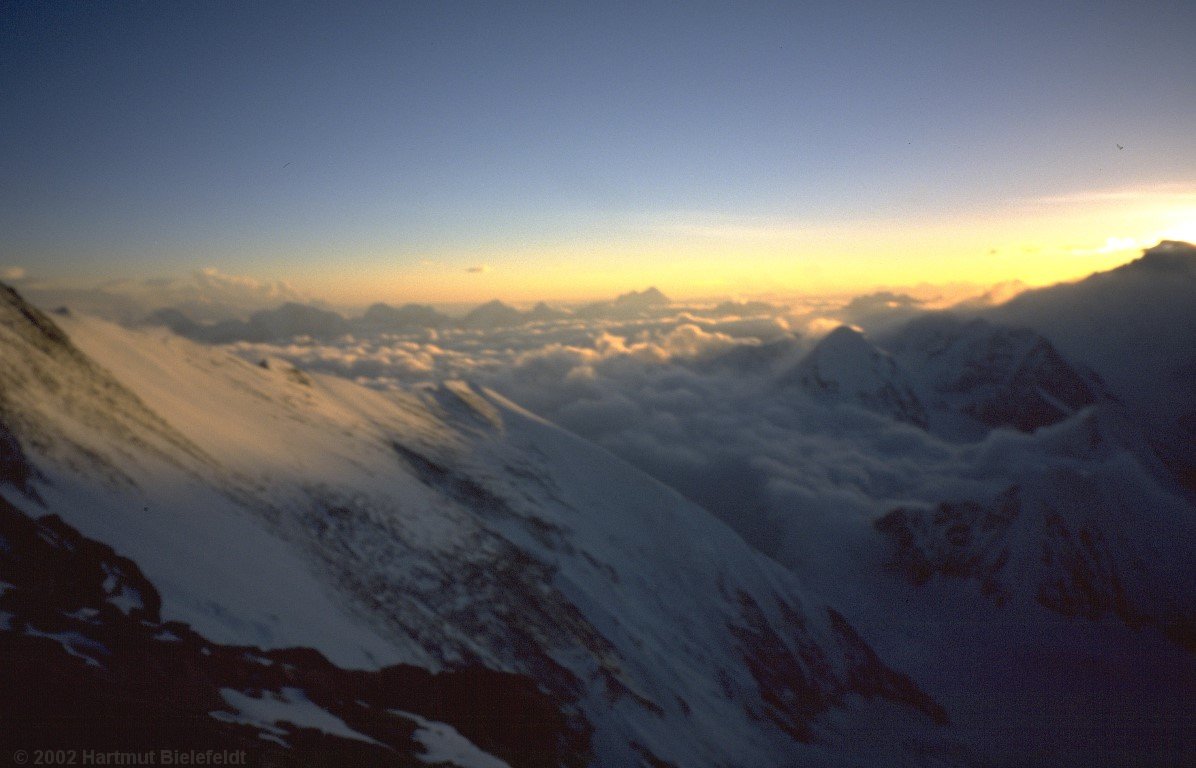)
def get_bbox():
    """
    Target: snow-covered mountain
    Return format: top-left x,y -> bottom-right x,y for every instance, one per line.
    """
0,492 -> 578,767
985,240 -> 1196,421
577,288 -> 671,320
981,240 -> 1196,491
777,307 -> 1193,657
461,300 -> 527,329
874,404 -> 1195,644
849,400 -> 1196,767
0,285 -> 961,766
881,315 -> 1103,437
776,315 -> 1104,440
729,283 -> 1195,766
781,325 -> 928,427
